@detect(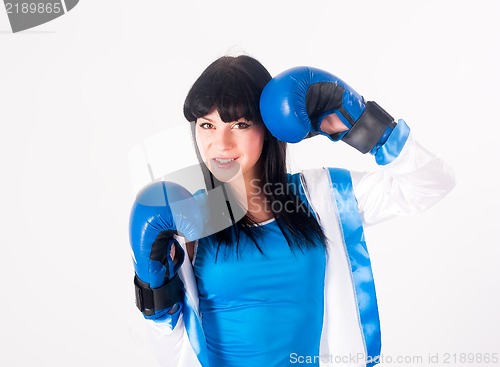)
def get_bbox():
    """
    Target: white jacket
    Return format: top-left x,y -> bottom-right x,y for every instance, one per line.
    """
143,120 -> 456,367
